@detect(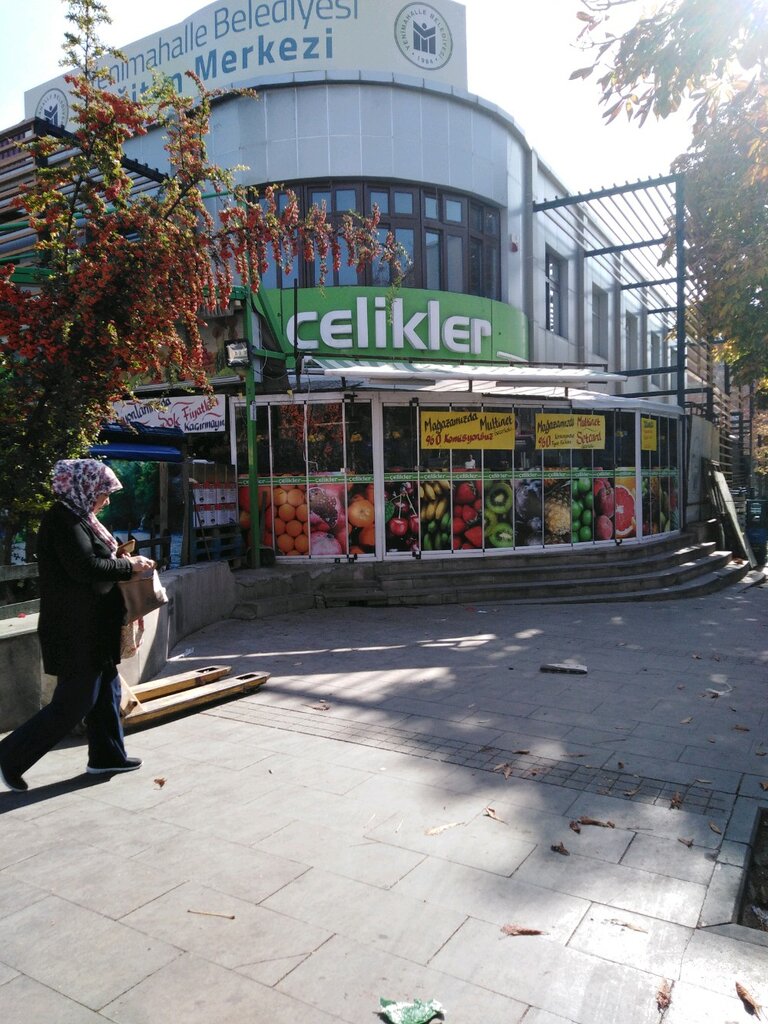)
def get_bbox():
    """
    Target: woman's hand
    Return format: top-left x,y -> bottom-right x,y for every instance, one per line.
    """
129,555 -> 156,576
